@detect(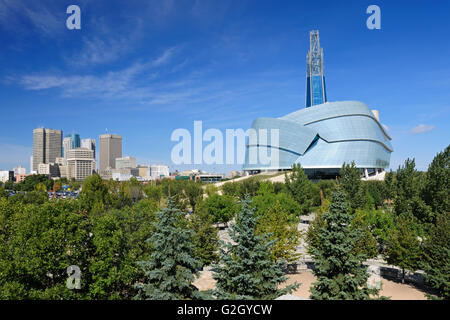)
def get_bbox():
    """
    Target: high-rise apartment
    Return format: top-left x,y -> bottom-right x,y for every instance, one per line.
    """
32,128 -> 62,171
99,134 -> 122,172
